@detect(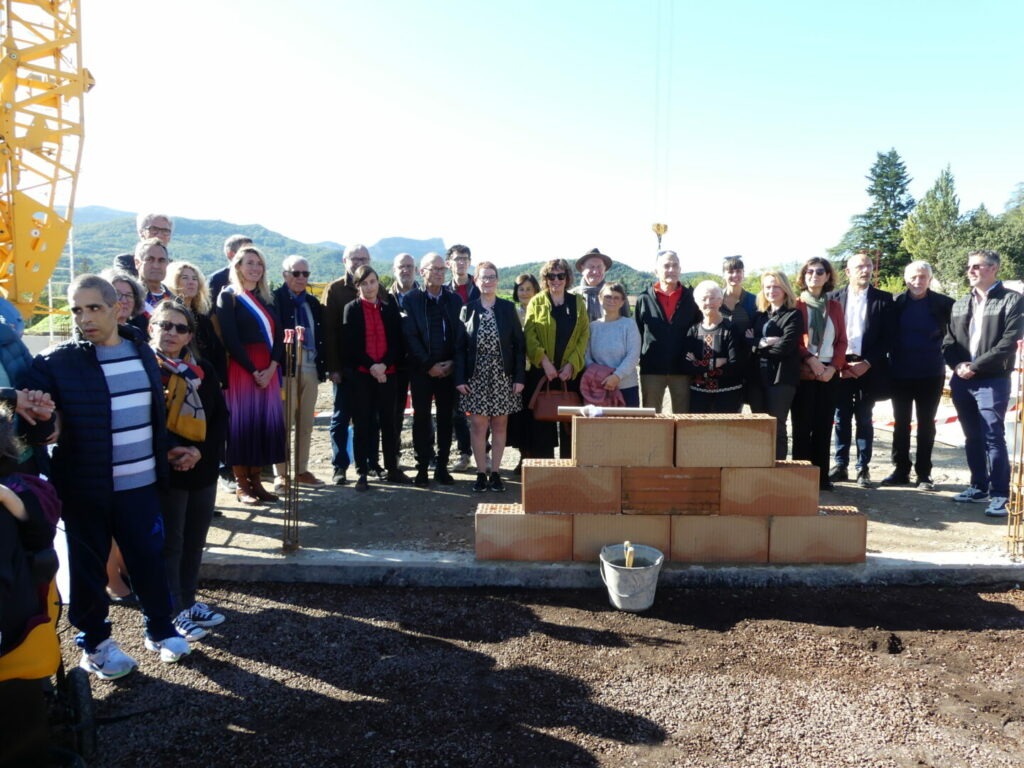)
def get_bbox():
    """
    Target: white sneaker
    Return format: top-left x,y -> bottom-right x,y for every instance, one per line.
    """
985,496 -> 1009,517
953,486 -> 990,503
451,453 -> 472,472
174,611 -> 208,642
79,638 -> 137,680
144,634 -> 192,663
188,602 -> 225,628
